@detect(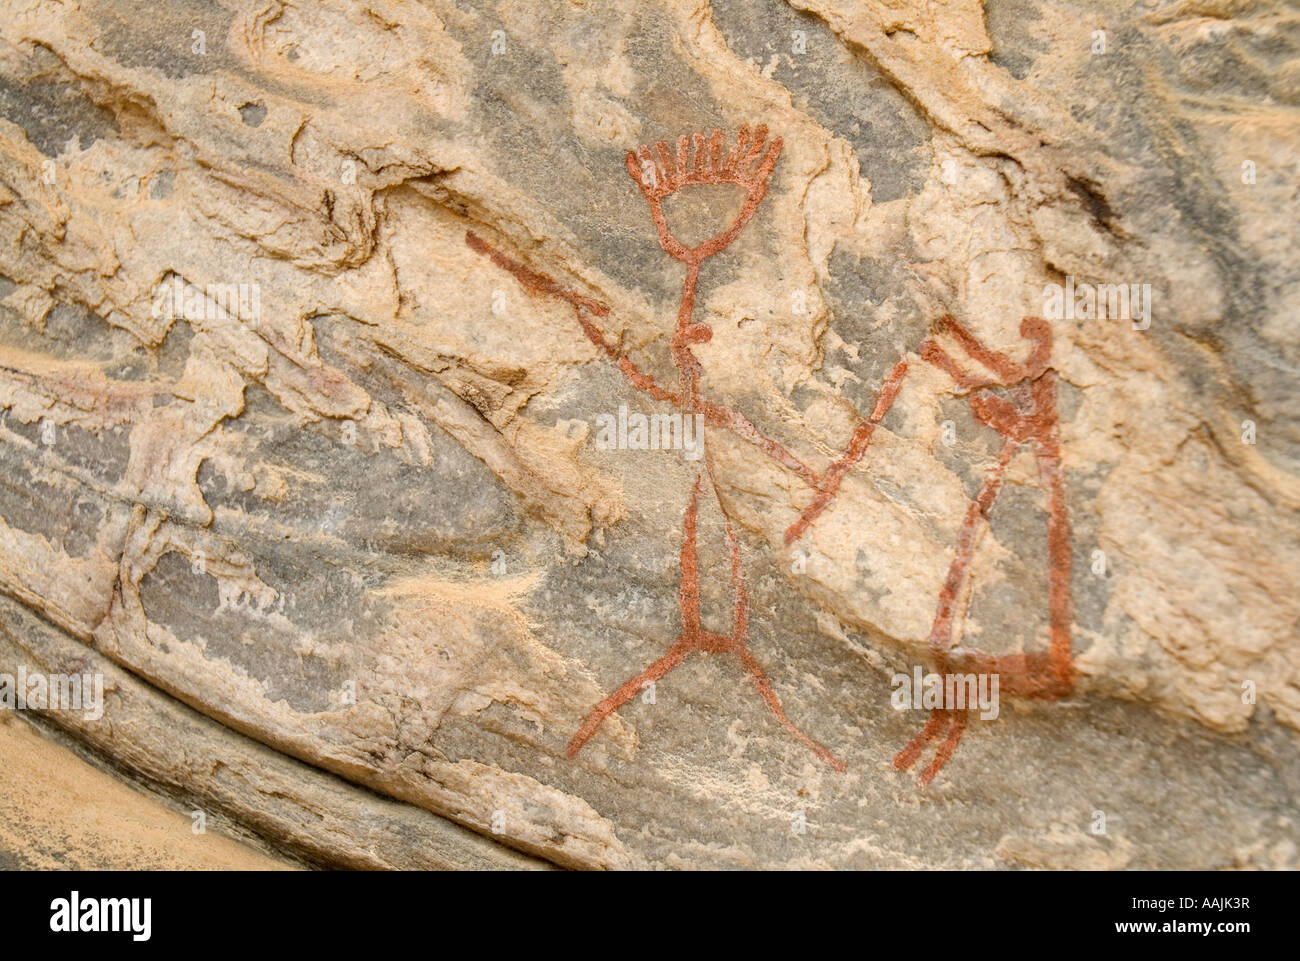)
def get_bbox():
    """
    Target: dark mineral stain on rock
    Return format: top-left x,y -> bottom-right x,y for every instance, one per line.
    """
984,2 -> 1300,475
710,0 -> 931,202
0,48 -> 119,156
90,0 -> 237,80
198,381 -> 520,558
816,245 -> 927,416
984,0 -> 1047,80
0,450 -> 106,559
137,550 -> 353,714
